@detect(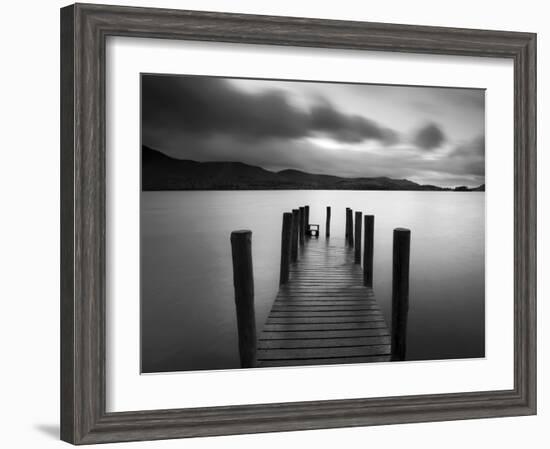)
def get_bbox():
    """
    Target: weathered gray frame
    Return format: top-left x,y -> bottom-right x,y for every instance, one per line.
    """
60,3 -> 536,444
